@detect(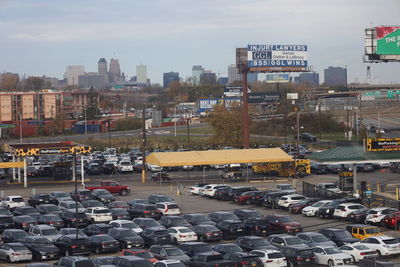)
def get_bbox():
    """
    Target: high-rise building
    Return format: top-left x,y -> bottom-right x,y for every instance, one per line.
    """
163,72 -> 179,88
136,65 -> 148,84
64,66 -> 85,86
78,73 -> 106,90
324,66 -> 347,86
228,64 -> 242,84
109,59 -> 121,83
217,77 -> 228,85
295,72 -> 320,86
192,65 -> 204,85
200,71 -> 217,84
98,58 -> 108,84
